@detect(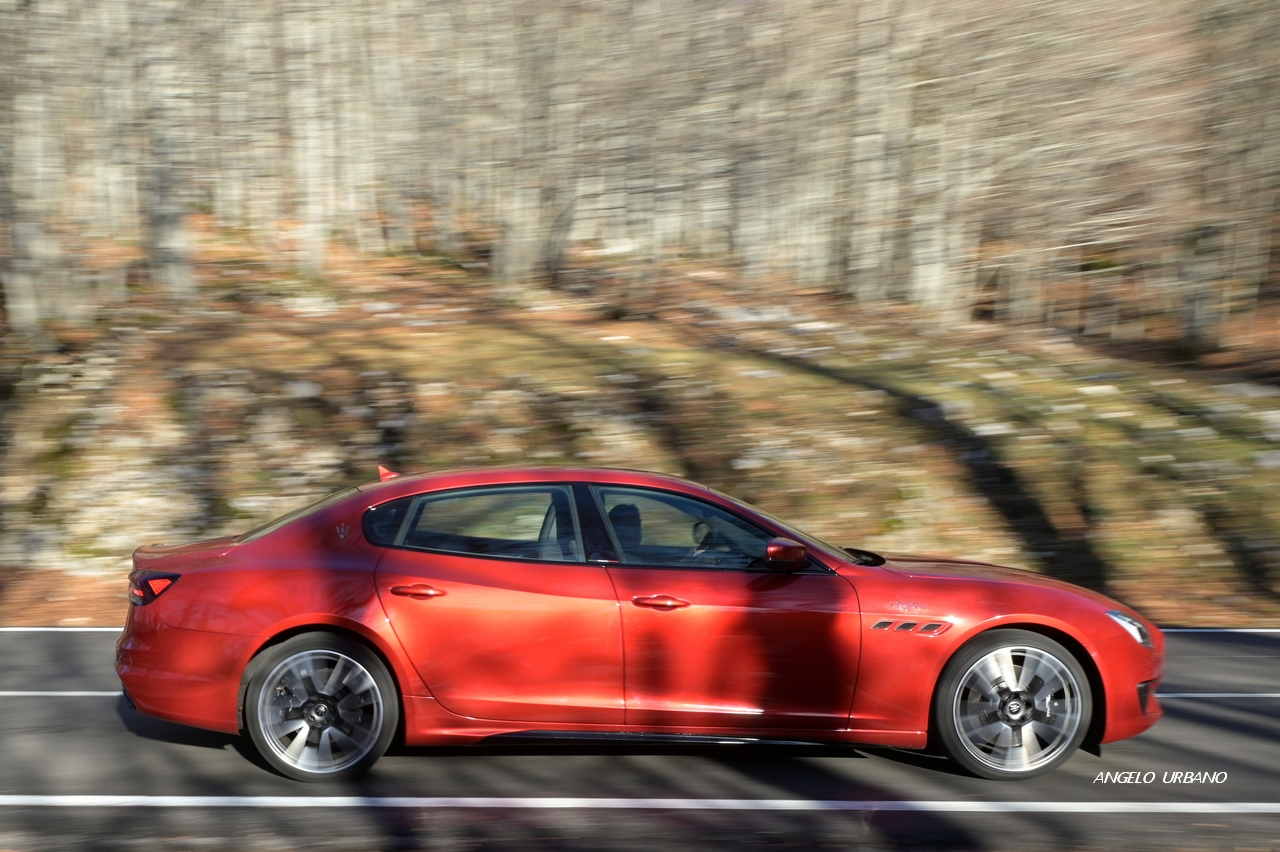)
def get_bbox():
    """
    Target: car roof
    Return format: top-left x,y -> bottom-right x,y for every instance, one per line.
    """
354,466 -> 713,501
343,465 -> 855,569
